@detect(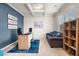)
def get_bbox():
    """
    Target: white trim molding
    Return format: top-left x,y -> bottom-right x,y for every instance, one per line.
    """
1,41 -> 17,52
